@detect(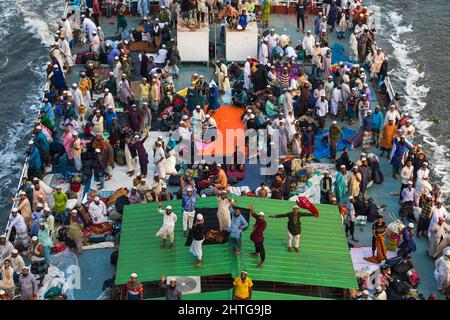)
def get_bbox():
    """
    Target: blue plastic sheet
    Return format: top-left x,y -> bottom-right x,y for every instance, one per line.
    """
313,127 -> 356,159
